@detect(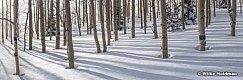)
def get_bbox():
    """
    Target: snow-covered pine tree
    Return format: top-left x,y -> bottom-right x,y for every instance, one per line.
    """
166,4 -> 181,31
179,0 -> 197,25
219,0 -> 228,8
